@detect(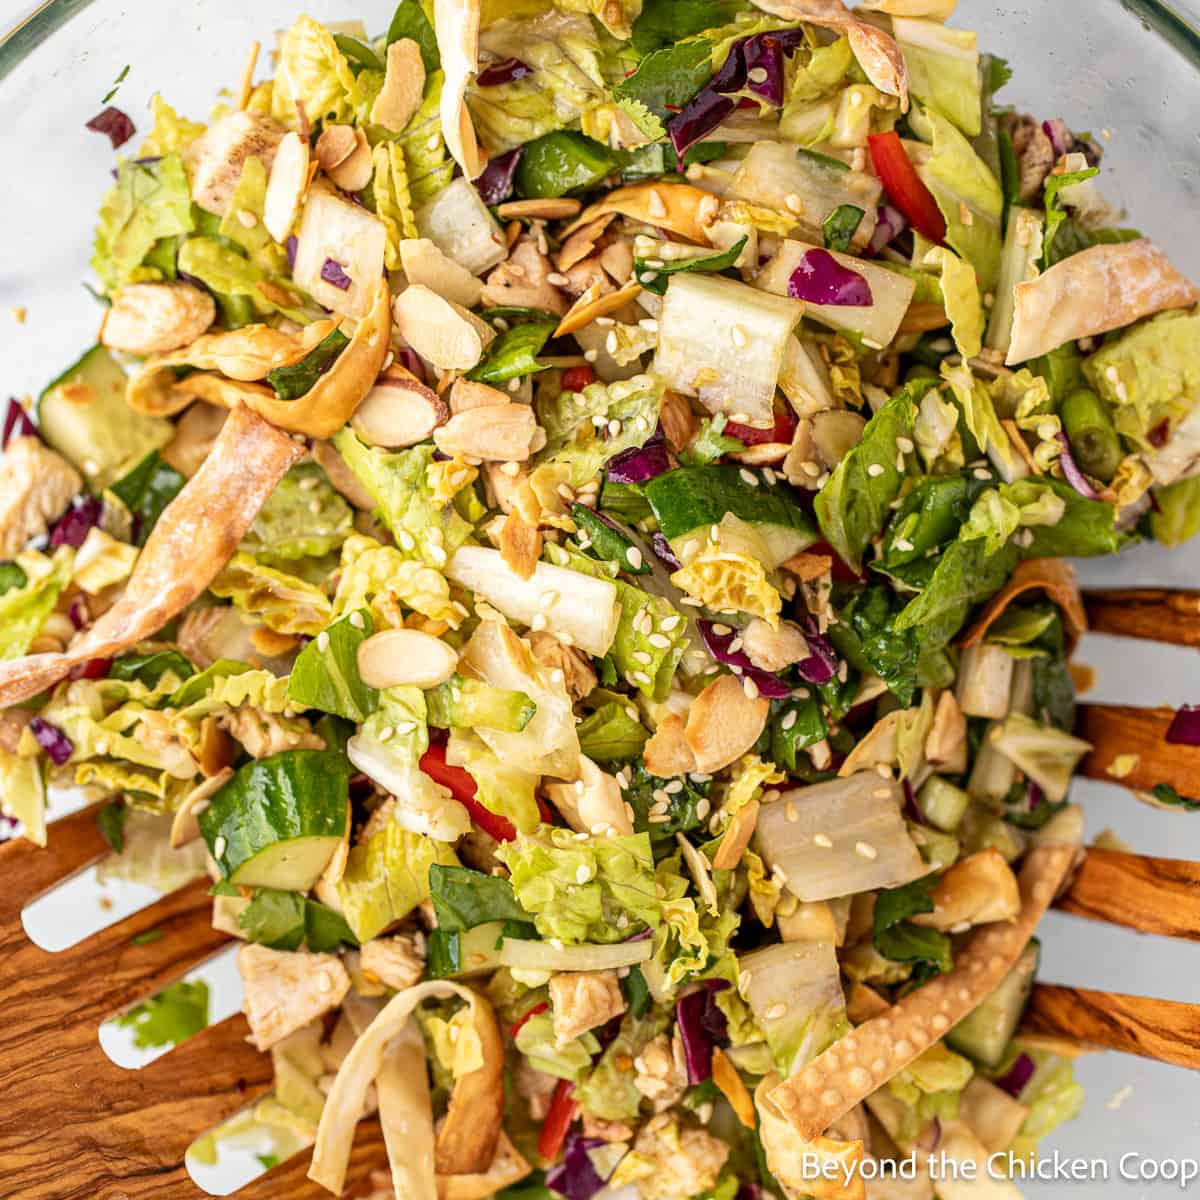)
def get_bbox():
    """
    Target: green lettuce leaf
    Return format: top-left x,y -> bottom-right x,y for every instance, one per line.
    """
1151,475 -> 1200,546
873,876 -> 953,974
332,431 -> 473,569
496,824 -> 659,945
926,246 -> 984,359
514,1011 -> 600,1081
612,40 -> 713,121
894,17 -> 981,136
630,0 -> 749,54
1008,1050 -> 1086,1162
429,863 -> 531,932
1004,478 -> 1125,558
92,155 -> 194,292
577,699 -> 649,762
287,610 -> 378,722
0,749 -> 46,846
387,0 -> 440,73
109,451 -> 185,548
332,534 -> 466,628
109,649 -> 195,690
218,156 -> 288,274
209,553 -> 332,637
271,14 -> 357,126
446,728 -> 542,833
242,463 -> 354,565
238,889 -> 358,952
396,71 -> 456,206
116,979 -> 209,1049
466,320 -> 557,384
576,1012 -> 669,1121
942,361 -> 1028,483
139,95 -> 206,157
0,548 -> 74,661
